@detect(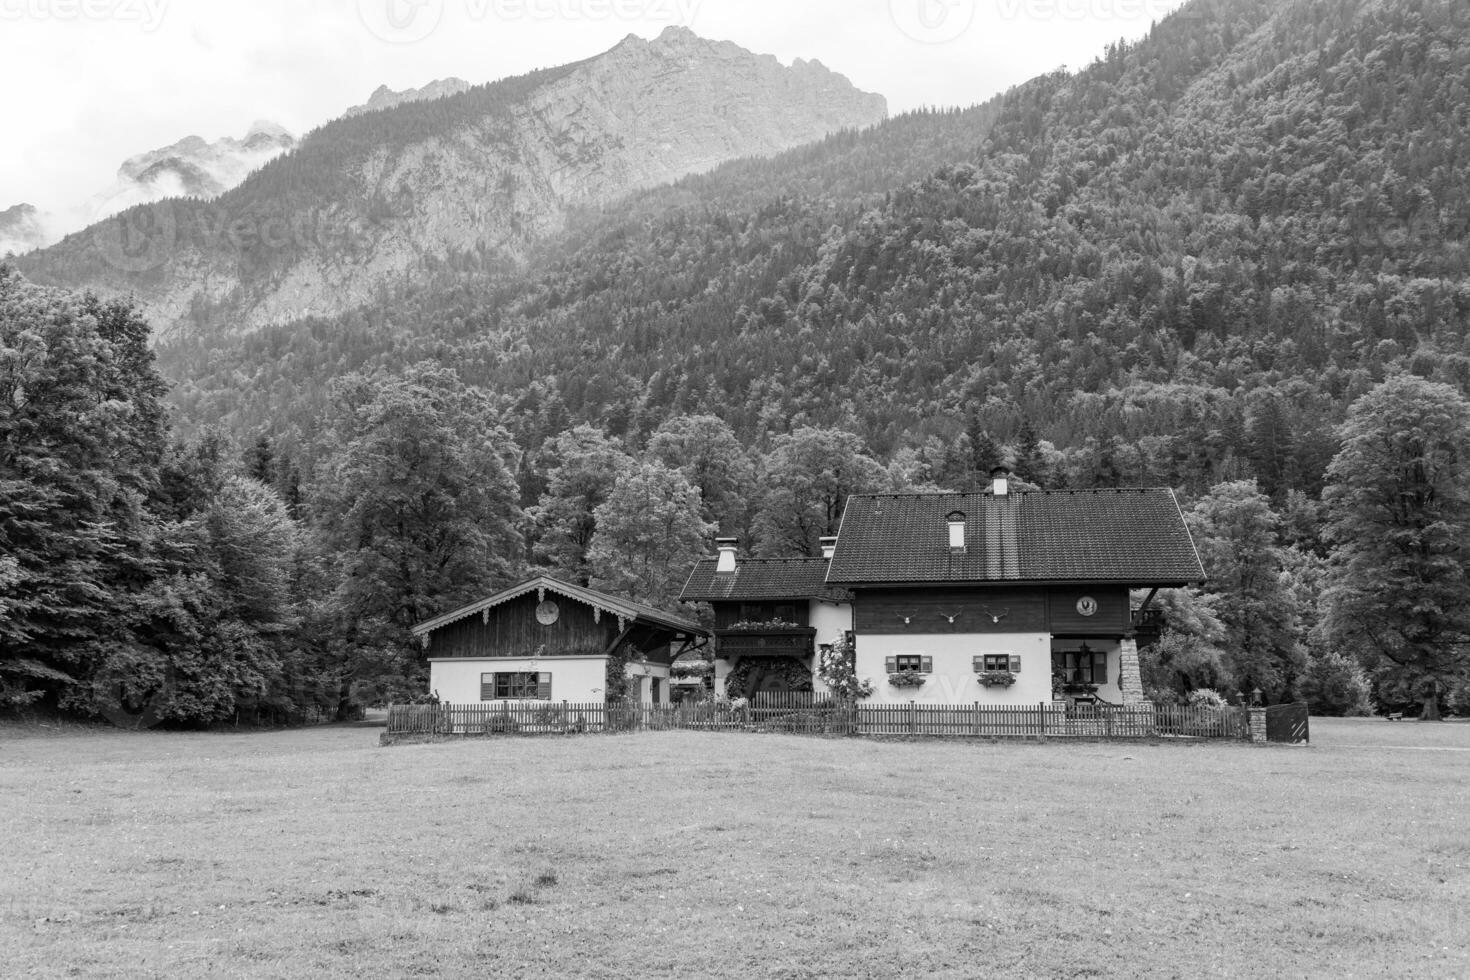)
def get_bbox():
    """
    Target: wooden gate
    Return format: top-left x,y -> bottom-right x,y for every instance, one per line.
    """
1265,702 -> 1310,743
